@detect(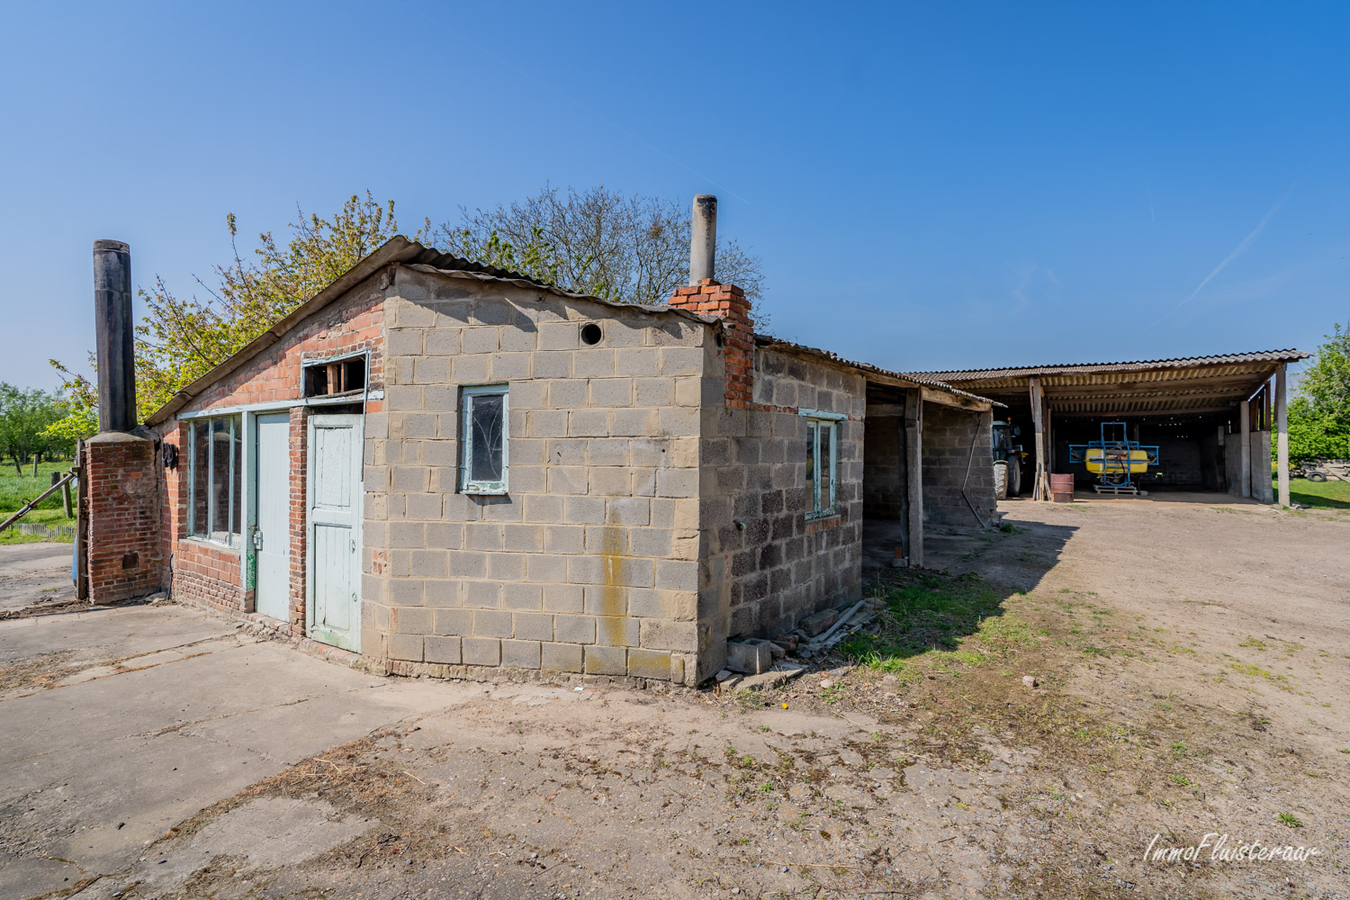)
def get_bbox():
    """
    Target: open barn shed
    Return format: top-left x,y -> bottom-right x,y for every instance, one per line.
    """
919,350 -> 1310,505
